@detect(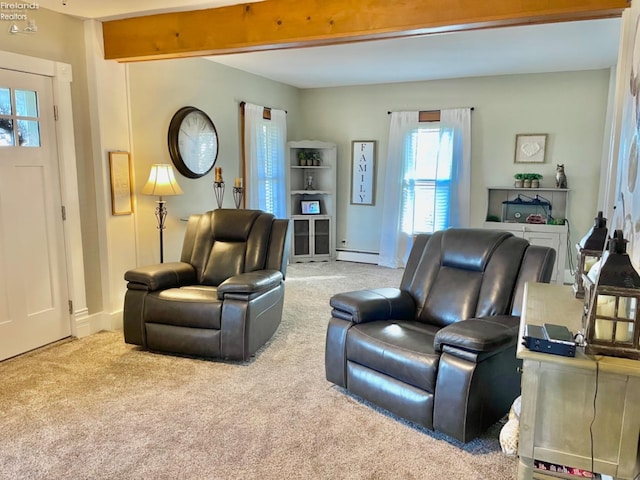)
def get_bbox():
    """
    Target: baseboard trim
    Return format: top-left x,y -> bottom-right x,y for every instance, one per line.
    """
74,310 -> 122,338
335,250 -> 379,264
563,269 -> 574,286
72,308 -> 91,338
